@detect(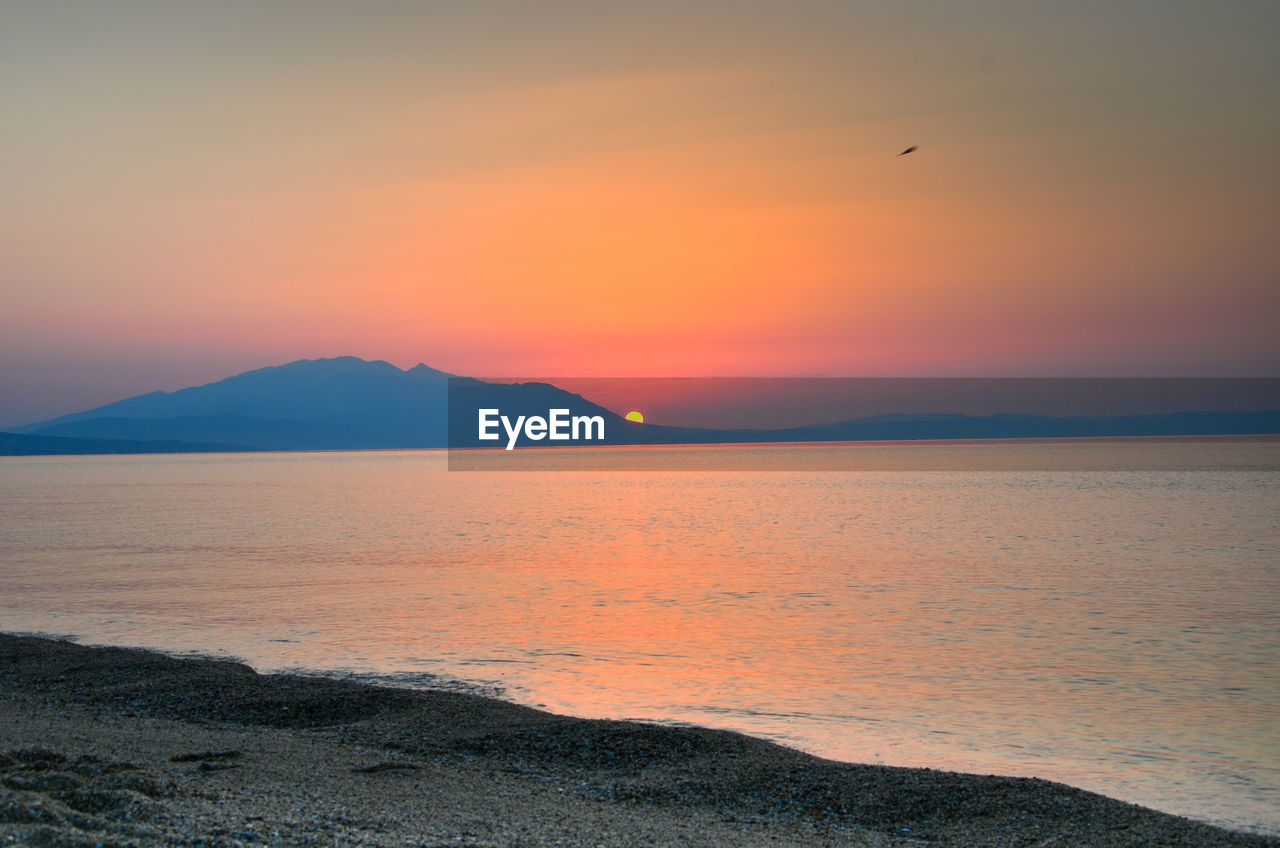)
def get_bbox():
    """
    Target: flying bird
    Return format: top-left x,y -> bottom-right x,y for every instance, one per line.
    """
898,145 -> 918,156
